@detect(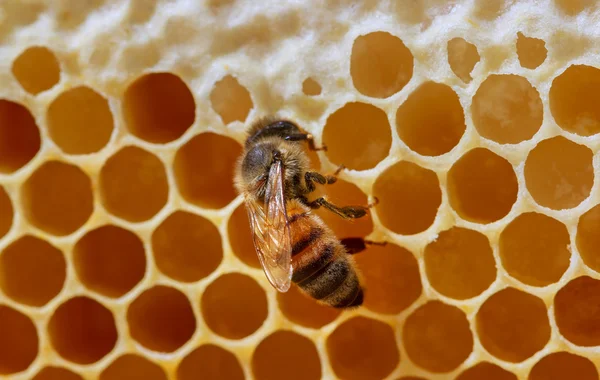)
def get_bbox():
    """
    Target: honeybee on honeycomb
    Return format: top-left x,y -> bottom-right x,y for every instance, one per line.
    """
234,118 -> 381,308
